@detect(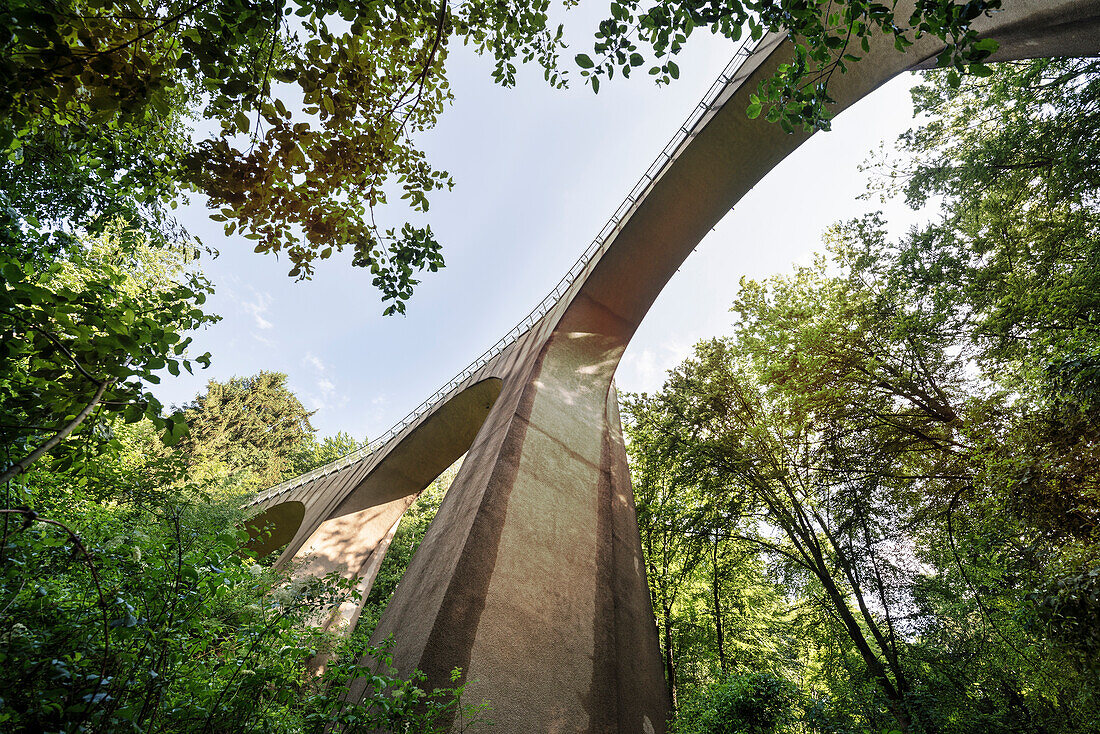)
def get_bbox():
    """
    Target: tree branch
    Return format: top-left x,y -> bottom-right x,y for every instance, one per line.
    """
8,312 -> 102,384
0,378 -> 112,484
